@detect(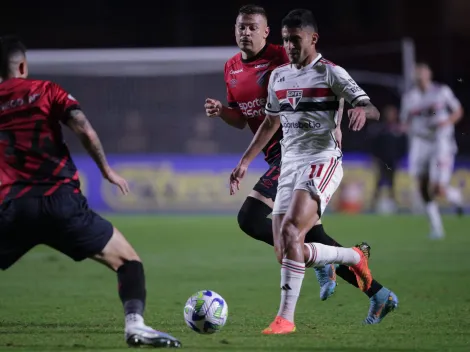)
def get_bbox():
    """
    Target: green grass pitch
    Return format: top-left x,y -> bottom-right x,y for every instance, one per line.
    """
1,214 -> 470,352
